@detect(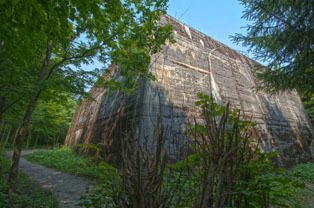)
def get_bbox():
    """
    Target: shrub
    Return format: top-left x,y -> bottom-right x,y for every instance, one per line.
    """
79,117 -> 186,208
172,93 -> 305,208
